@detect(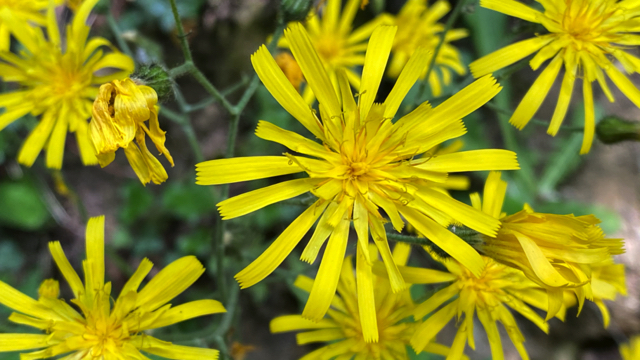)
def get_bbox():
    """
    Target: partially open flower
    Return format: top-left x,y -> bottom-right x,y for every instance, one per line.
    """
90,78 -> 174,185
